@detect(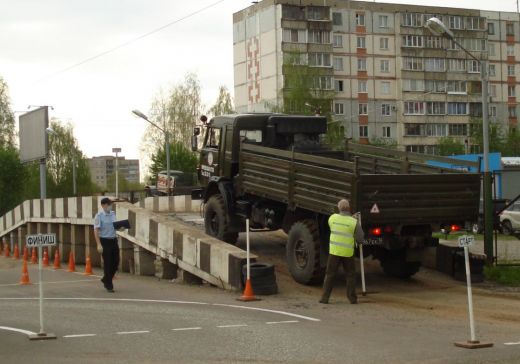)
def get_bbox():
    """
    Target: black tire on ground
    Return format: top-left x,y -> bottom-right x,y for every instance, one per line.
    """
204,194 -> 238,244
286,219 -> 325,285
242,263 -> 275,278
502,220 -> 514,236
380,250 -> 421,279
251,283 -> 278,295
